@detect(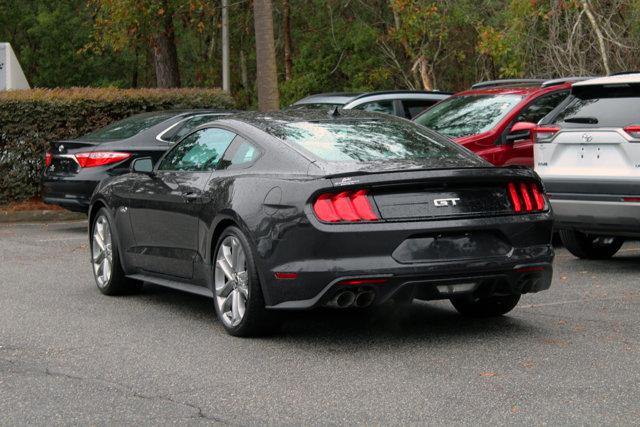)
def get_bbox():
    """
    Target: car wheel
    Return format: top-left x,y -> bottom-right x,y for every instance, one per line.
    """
213,226 -> 277,337
91,208 -> 142,295
559,230 -> 624,260
450,294 -> 520,317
